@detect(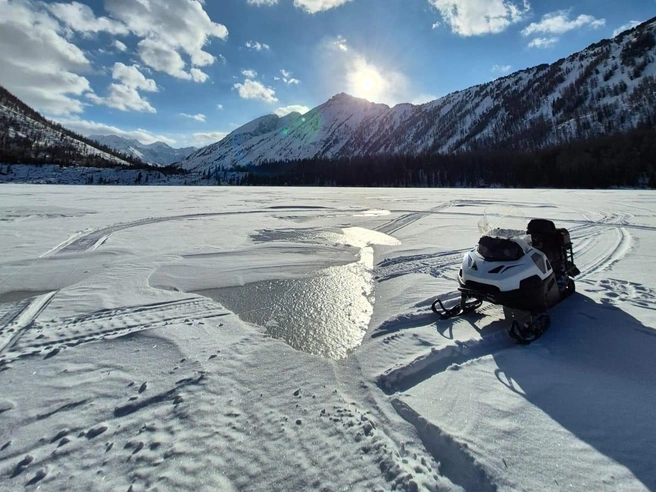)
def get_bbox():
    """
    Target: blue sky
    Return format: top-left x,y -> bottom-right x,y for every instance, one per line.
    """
0,0 -> 652,147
